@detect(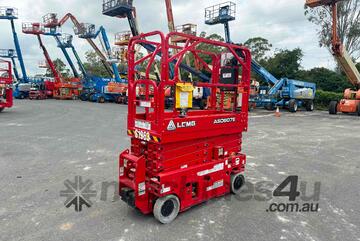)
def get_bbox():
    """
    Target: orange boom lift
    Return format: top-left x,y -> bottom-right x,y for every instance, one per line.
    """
306,0 -> 360,115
